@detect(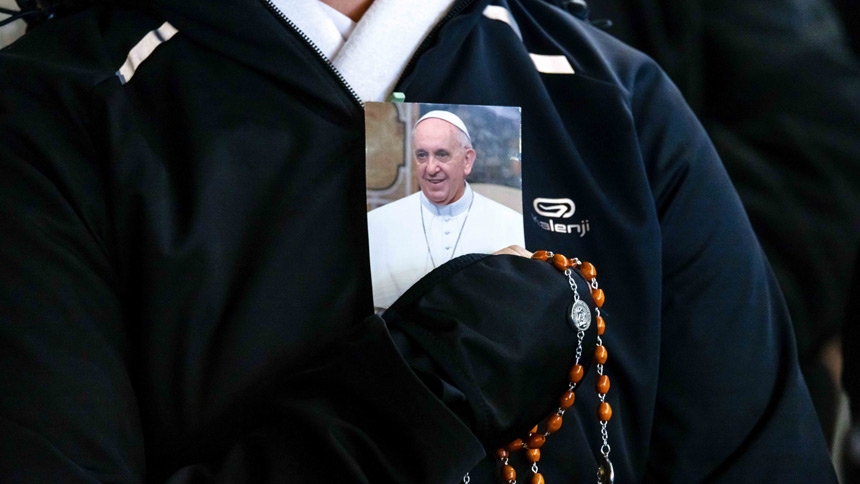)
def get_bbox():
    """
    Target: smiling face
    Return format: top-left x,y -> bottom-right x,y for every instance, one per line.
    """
413,118 -> 476,206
